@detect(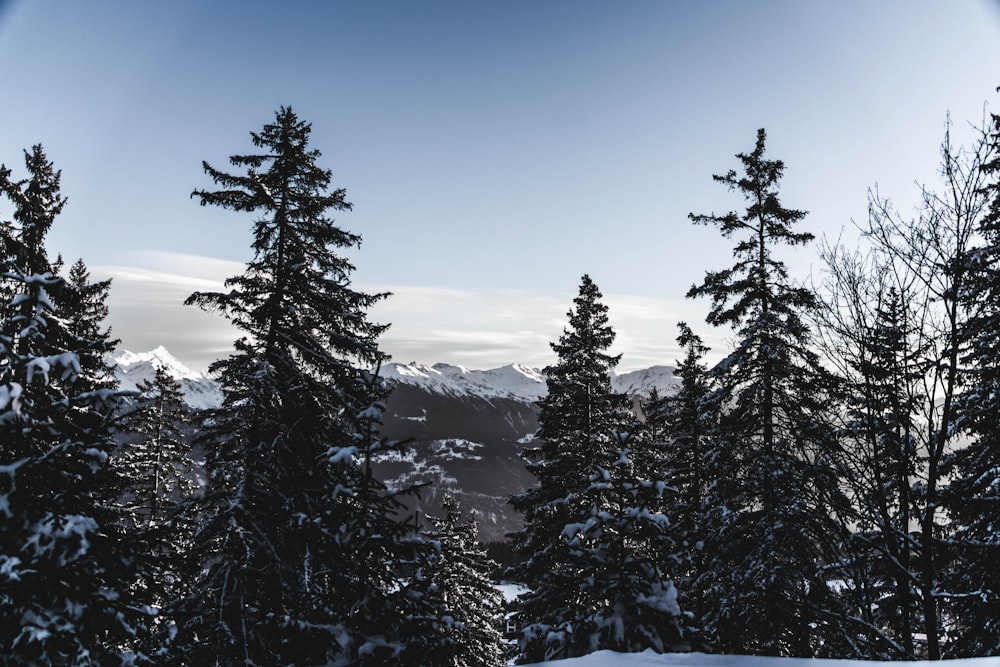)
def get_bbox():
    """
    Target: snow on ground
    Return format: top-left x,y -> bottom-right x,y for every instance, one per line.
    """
522,650 -> 1000,667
